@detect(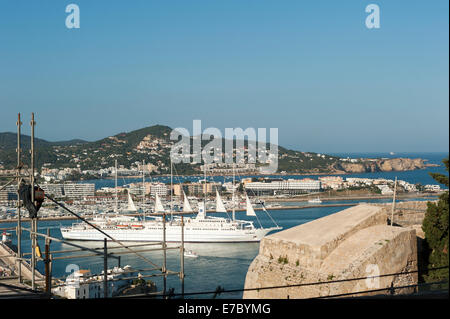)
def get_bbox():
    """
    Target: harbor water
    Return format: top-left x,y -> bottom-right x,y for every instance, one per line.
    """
2,152 -> 447,298
2,196 -> 436,299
